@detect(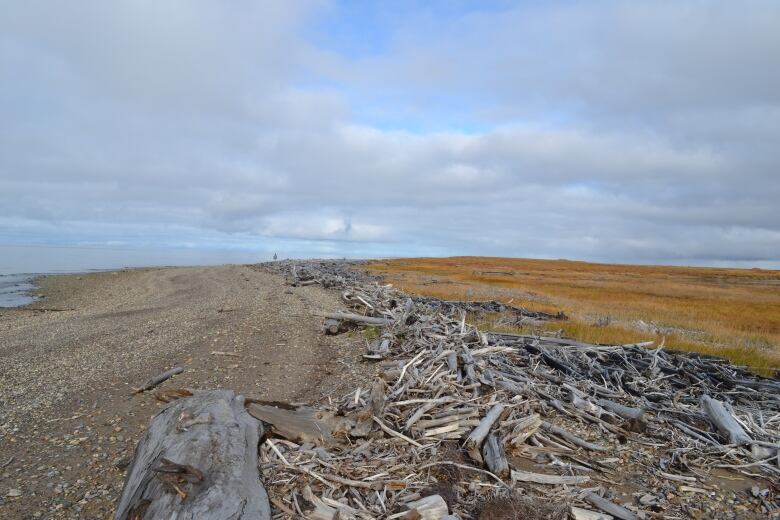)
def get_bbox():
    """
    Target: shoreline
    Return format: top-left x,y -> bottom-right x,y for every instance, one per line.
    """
0,265 -> 187,309
0,272 -> 41,307
0,264 -> 373,518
